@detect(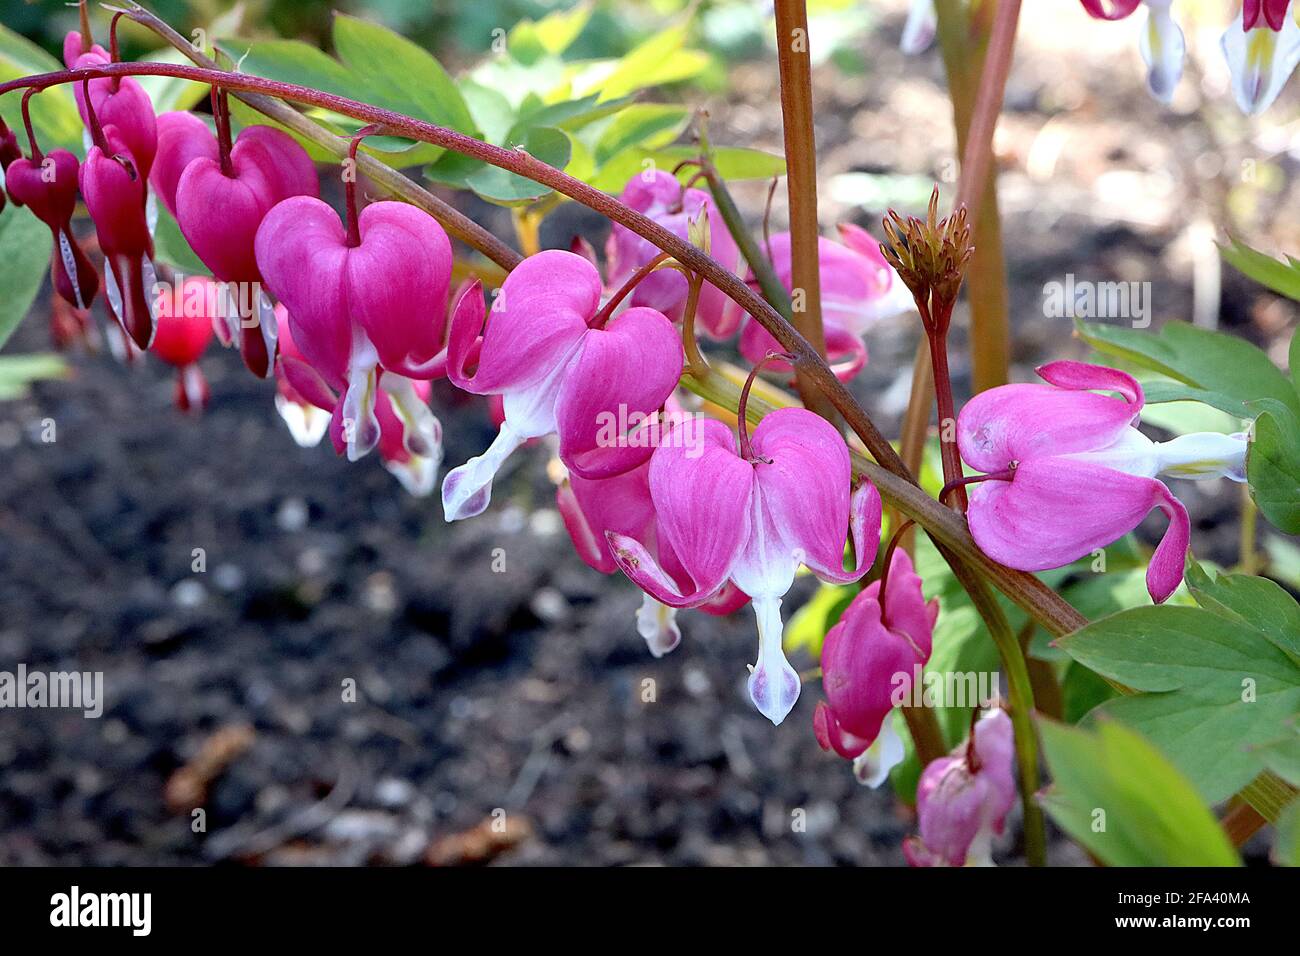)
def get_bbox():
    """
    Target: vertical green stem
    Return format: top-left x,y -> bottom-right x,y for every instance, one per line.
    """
1239,482 -> 1260,574
940,542 -> 1047,867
